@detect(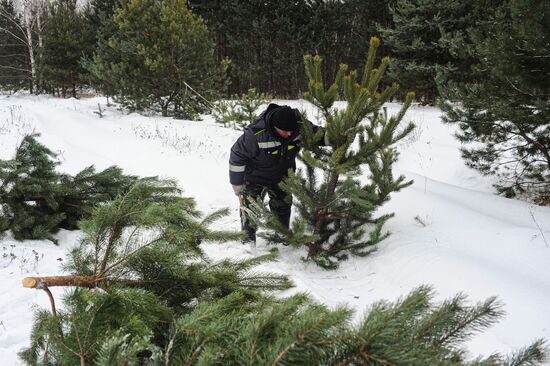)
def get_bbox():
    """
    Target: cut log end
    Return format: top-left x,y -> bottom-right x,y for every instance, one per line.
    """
22,277 -> 38,288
